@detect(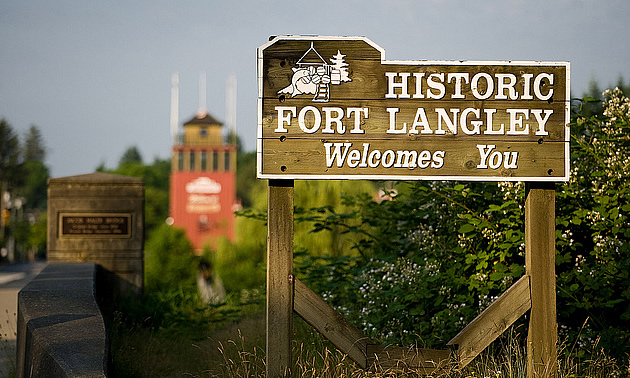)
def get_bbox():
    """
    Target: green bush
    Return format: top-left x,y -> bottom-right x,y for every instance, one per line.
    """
294,88 -> 630,359
145,224 -> 197,292
555,88 -> 630,355
212,237 -> 266,294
